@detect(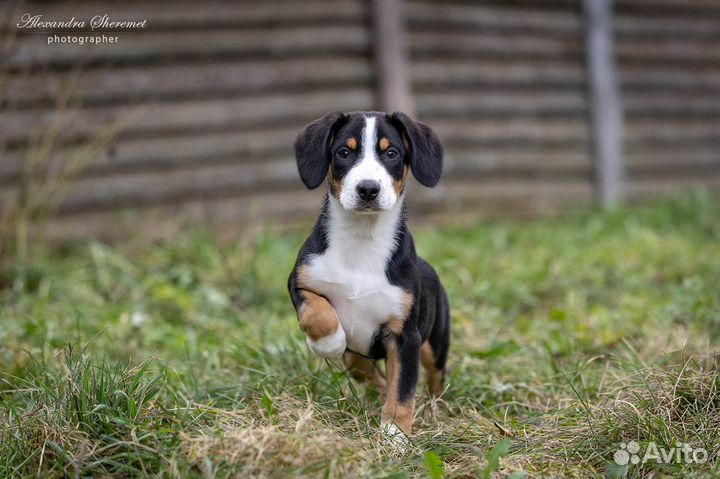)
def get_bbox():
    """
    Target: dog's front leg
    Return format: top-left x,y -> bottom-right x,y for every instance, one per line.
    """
382,328 -> 421,437
294,289 -> 346,358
